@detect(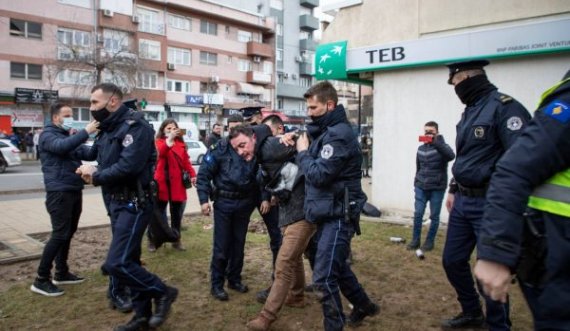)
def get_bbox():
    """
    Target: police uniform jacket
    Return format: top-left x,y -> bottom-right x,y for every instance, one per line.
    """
296,104 -> 367,223
84,105 -> 156,195
452,89 -> 530,188
414,134 -> 455,191
38,124 -> 91,192
477,79 -> 570,269
196,137 -> 258,204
